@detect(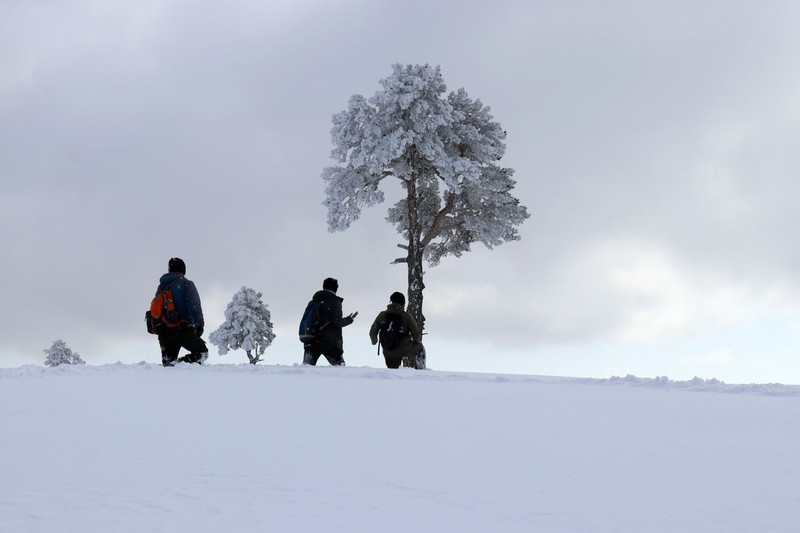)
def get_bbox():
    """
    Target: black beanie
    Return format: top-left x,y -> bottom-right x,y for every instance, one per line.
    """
168,257 -> 186,275
323,277 -> 339,293
390,292 -> 405,306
